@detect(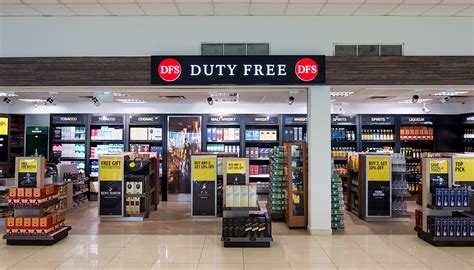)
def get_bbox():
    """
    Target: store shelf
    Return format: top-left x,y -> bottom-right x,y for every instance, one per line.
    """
207,140 -> 241,144
223,205 -> 260,211
417,230 -> 474,247
401,140 -> 434,143
60,157 -> 86,161
73,189 -> 89,196
245,140 -> 279,143
90,140 -> 124,143
11,198 -> 59,209
332,157 -> 348,161
249,158 -> 270,161
249,174 -> 270,179
392,170 -> 412,174
51,140 -> 86,143
426,204 -> 471,211
331,141 -> 357,144
362,140 -> 396,143
129,140 -> 162,144
3,226 -> 71,246
73,200 -> 88,208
